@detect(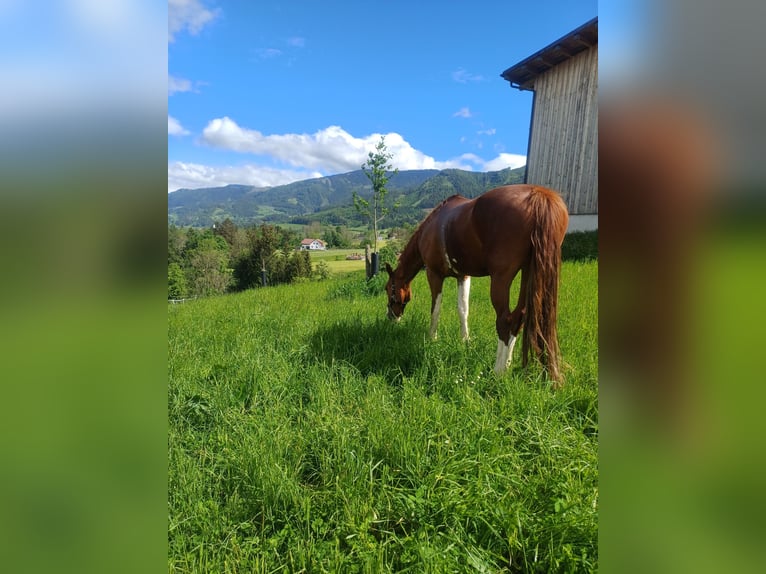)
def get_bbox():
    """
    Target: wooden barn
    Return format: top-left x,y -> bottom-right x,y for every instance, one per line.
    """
501,17 -> 598,232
